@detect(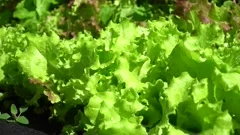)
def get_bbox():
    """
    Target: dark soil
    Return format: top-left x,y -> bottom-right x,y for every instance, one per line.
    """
0,87 -> 63,135
0,120 -> 48,135
24,107 -> 63,135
